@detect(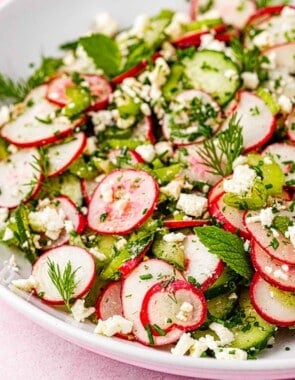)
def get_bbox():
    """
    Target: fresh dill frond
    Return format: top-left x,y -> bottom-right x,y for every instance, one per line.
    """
0,73 -> 30,103
25,147 -> 50,192
256,0 -> 290,8
198,112 -> 243,177
47,259 -> 80,311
